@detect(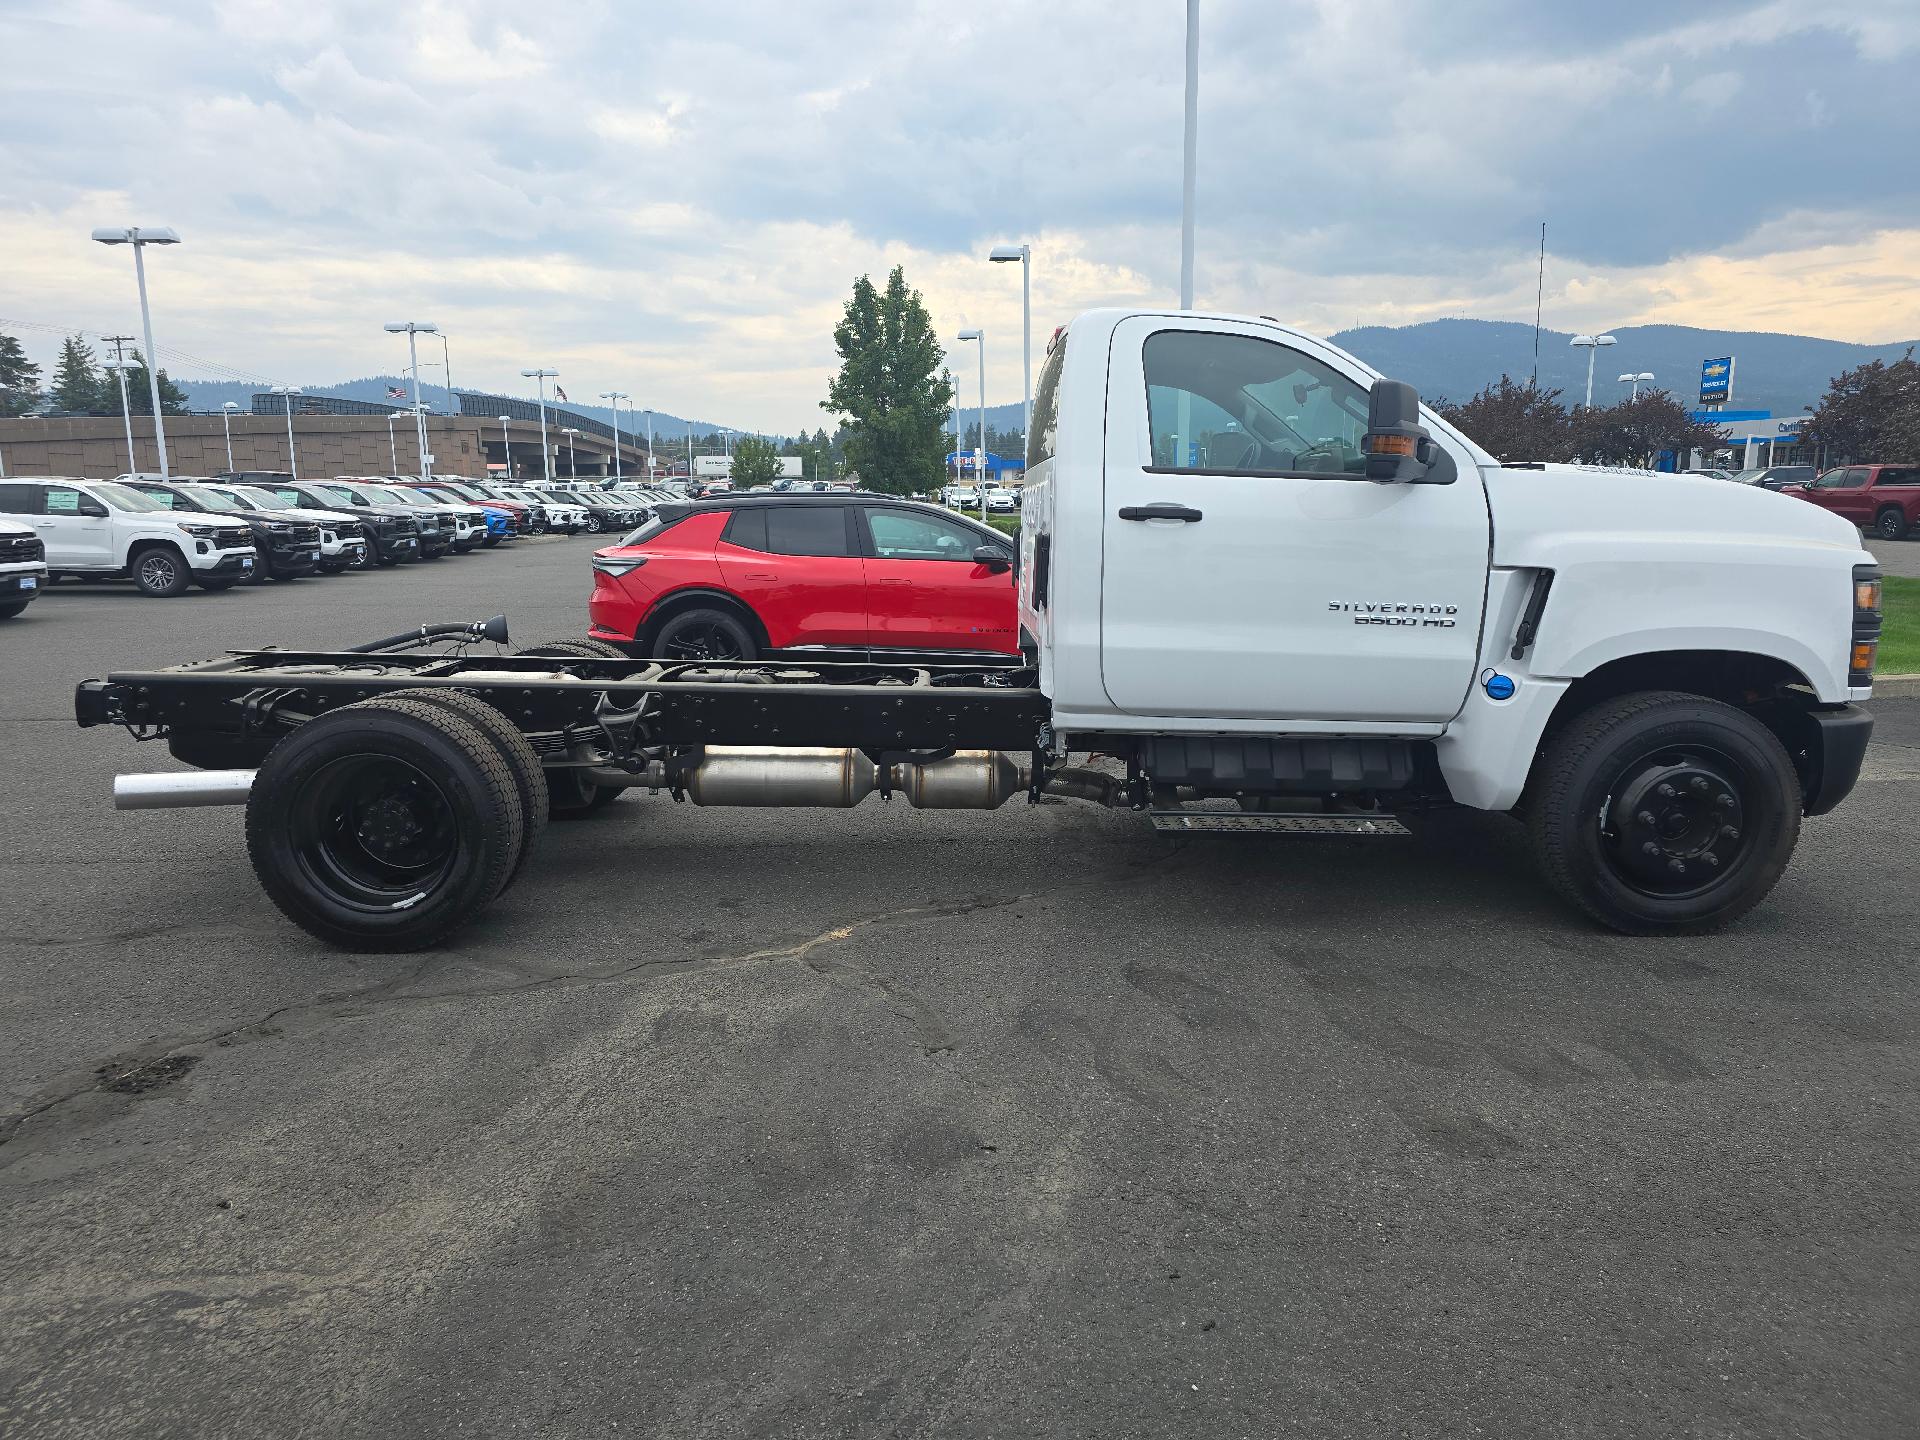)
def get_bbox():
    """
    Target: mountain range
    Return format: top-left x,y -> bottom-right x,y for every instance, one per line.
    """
176,321 -> 1919,438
